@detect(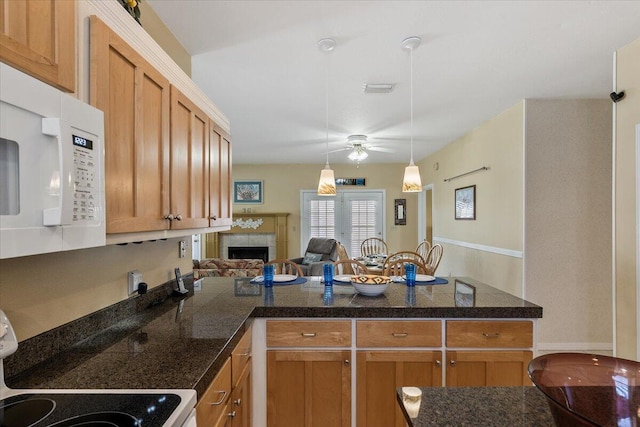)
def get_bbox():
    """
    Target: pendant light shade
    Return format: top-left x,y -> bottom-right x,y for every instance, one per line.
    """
401,36 -> 423,193
317,38 -> 337,196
